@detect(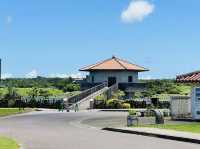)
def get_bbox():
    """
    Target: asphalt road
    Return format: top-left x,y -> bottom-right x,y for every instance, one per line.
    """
0,111 -> 199,149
